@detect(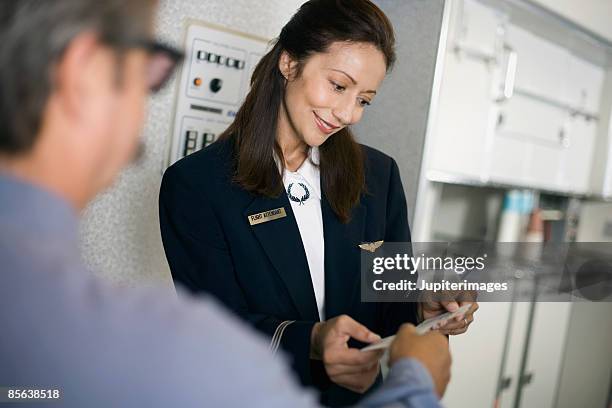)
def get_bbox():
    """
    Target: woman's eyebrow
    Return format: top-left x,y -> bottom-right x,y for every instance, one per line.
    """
328,69 -> 377,94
